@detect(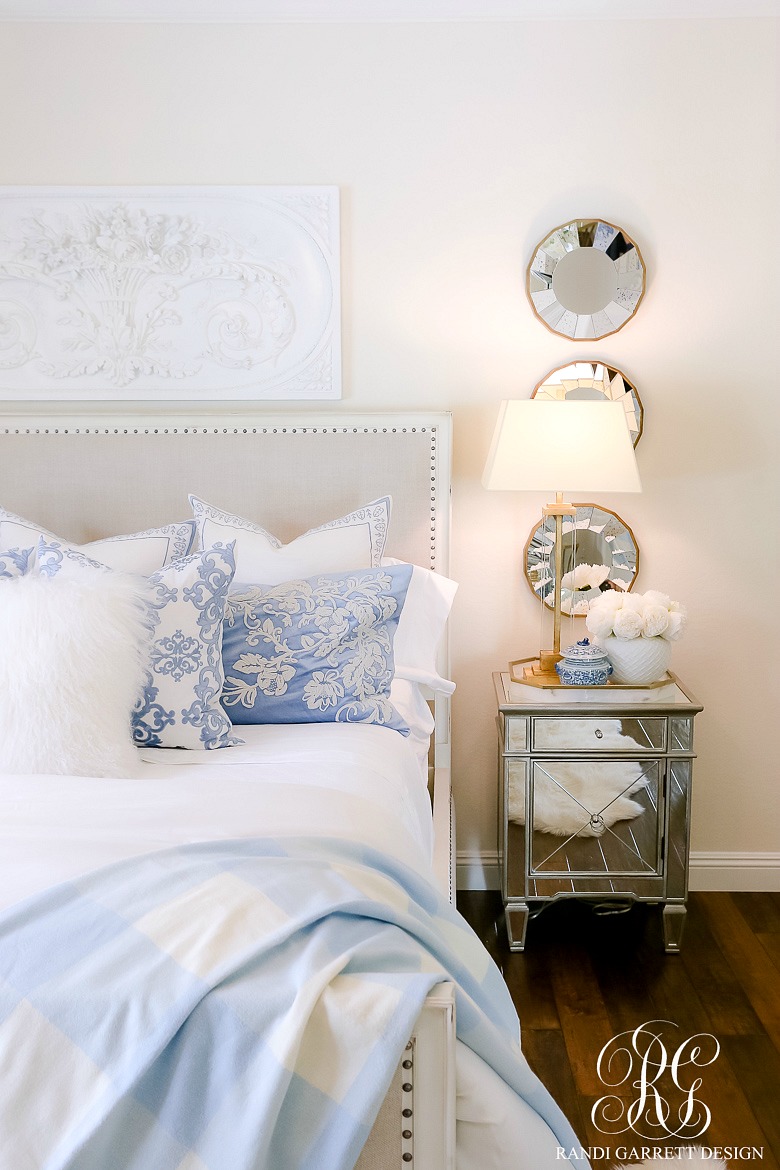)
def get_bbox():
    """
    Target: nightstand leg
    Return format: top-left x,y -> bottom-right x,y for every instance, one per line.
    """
506,903 -> 530,951
662,903 -> 687,953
